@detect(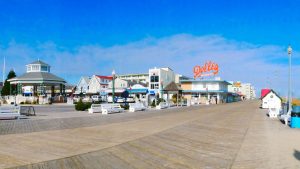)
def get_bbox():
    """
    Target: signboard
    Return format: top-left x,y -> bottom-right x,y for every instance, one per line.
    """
232,82 -> 241,87
193,61 -> 219,79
